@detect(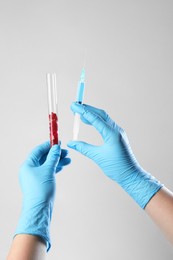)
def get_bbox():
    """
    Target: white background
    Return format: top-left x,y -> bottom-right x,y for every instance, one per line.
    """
1,0 -> 173,259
